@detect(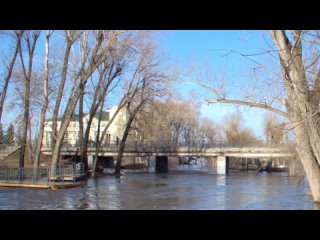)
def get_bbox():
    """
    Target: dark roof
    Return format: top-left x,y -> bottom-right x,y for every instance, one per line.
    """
46,112 -> 109,122
45,114 -> 80,122
92,111 -> 109,121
